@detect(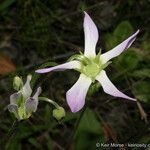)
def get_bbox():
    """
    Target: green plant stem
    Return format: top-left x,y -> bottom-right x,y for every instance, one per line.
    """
39,97 -> 60,109
65,106 -> 87,150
